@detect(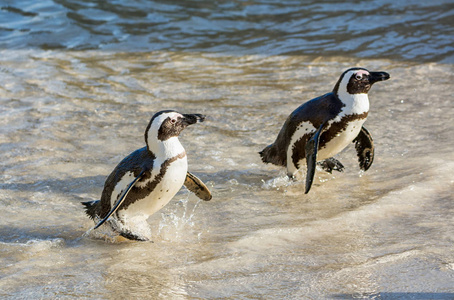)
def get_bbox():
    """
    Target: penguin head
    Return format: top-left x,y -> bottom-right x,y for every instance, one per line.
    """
333,68 -> 390,97
144,110 -> 205,151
